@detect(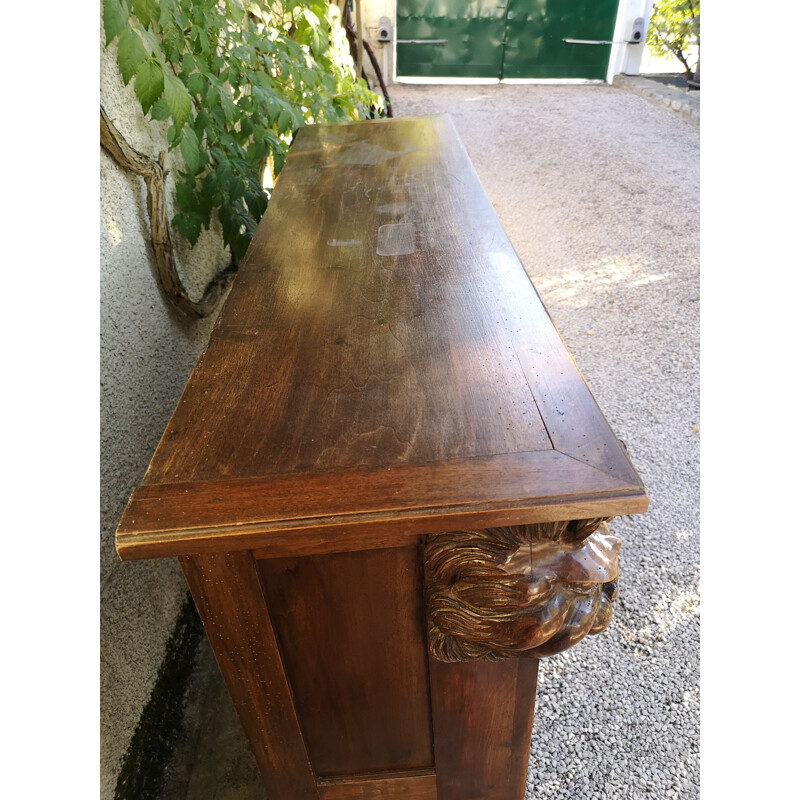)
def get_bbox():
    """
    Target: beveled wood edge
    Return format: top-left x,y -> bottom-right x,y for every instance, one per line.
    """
316,771 -> 436,800
116,450 -> 646,559
246,495 -> 646,561
118,494 -> 647,561
316,768 -> 435,785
